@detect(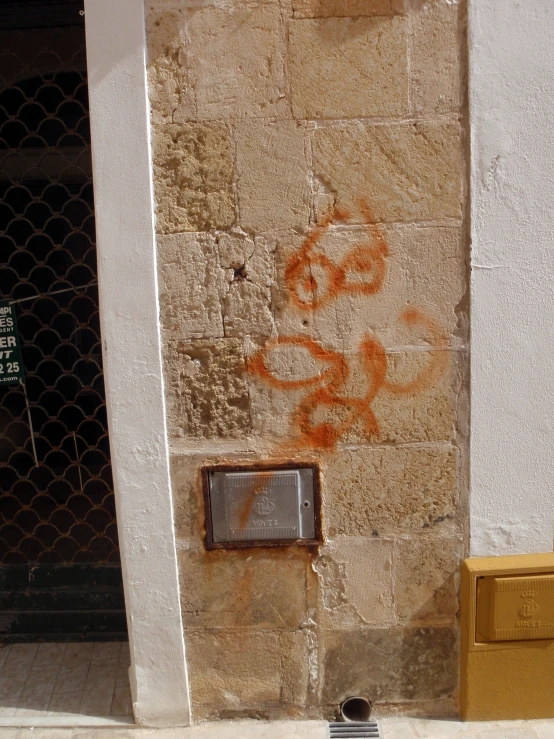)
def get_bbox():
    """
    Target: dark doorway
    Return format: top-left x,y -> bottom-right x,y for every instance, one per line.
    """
0,0 -> 127,642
